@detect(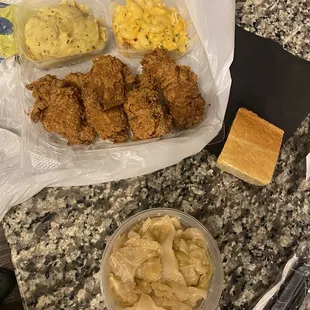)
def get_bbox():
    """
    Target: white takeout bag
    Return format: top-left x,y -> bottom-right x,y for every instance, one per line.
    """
0,0 -> 235,219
